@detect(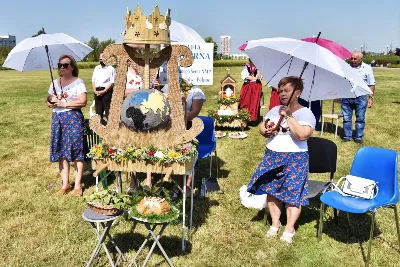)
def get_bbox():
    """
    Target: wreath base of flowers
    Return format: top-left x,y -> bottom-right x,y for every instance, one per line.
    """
92,157 -> 196,175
